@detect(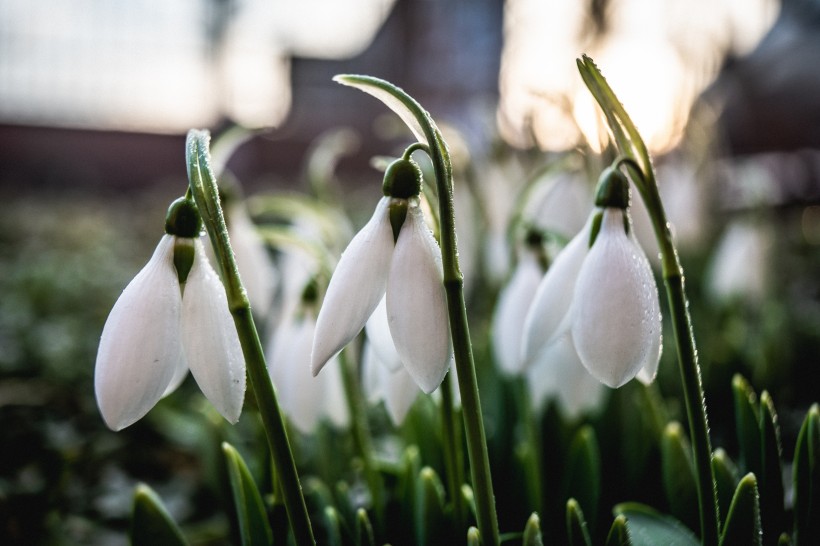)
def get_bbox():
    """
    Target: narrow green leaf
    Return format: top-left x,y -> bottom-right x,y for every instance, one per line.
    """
566,426 -> 601,532
605,515 -> 632,546
760,391 -> 786,542
575,55 -> 650,177
333,75 -> 428,143
566,498 -> 592,546
130,483 -> 189,546
661,422 -> 699,532
416,467 -> 448,546
522,512 -> 544,546
732,374 -> 762,476
794,403 -> 820,545
222,442 -> 273,546
355,508 -> 375,546
719,473 -> 762,546
613,503 -> 699,546
323,506 -> 344,546
467,526 -> 481,546
712,448 -> 740,528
